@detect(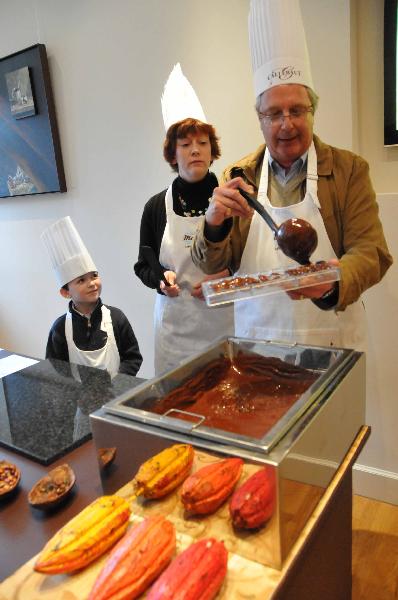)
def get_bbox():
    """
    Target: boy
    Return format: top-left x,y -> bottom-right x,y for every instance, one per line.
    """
42,217 -> 142,378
